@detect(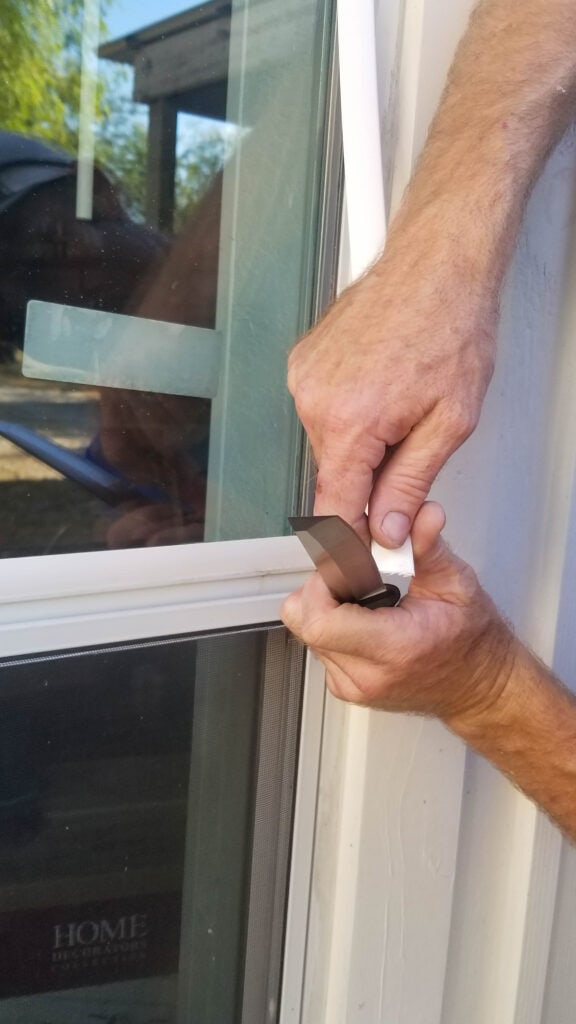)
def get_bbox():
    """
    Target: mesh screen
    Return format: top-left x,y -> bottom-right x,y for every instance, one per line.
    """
0,626 -> 304,1024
